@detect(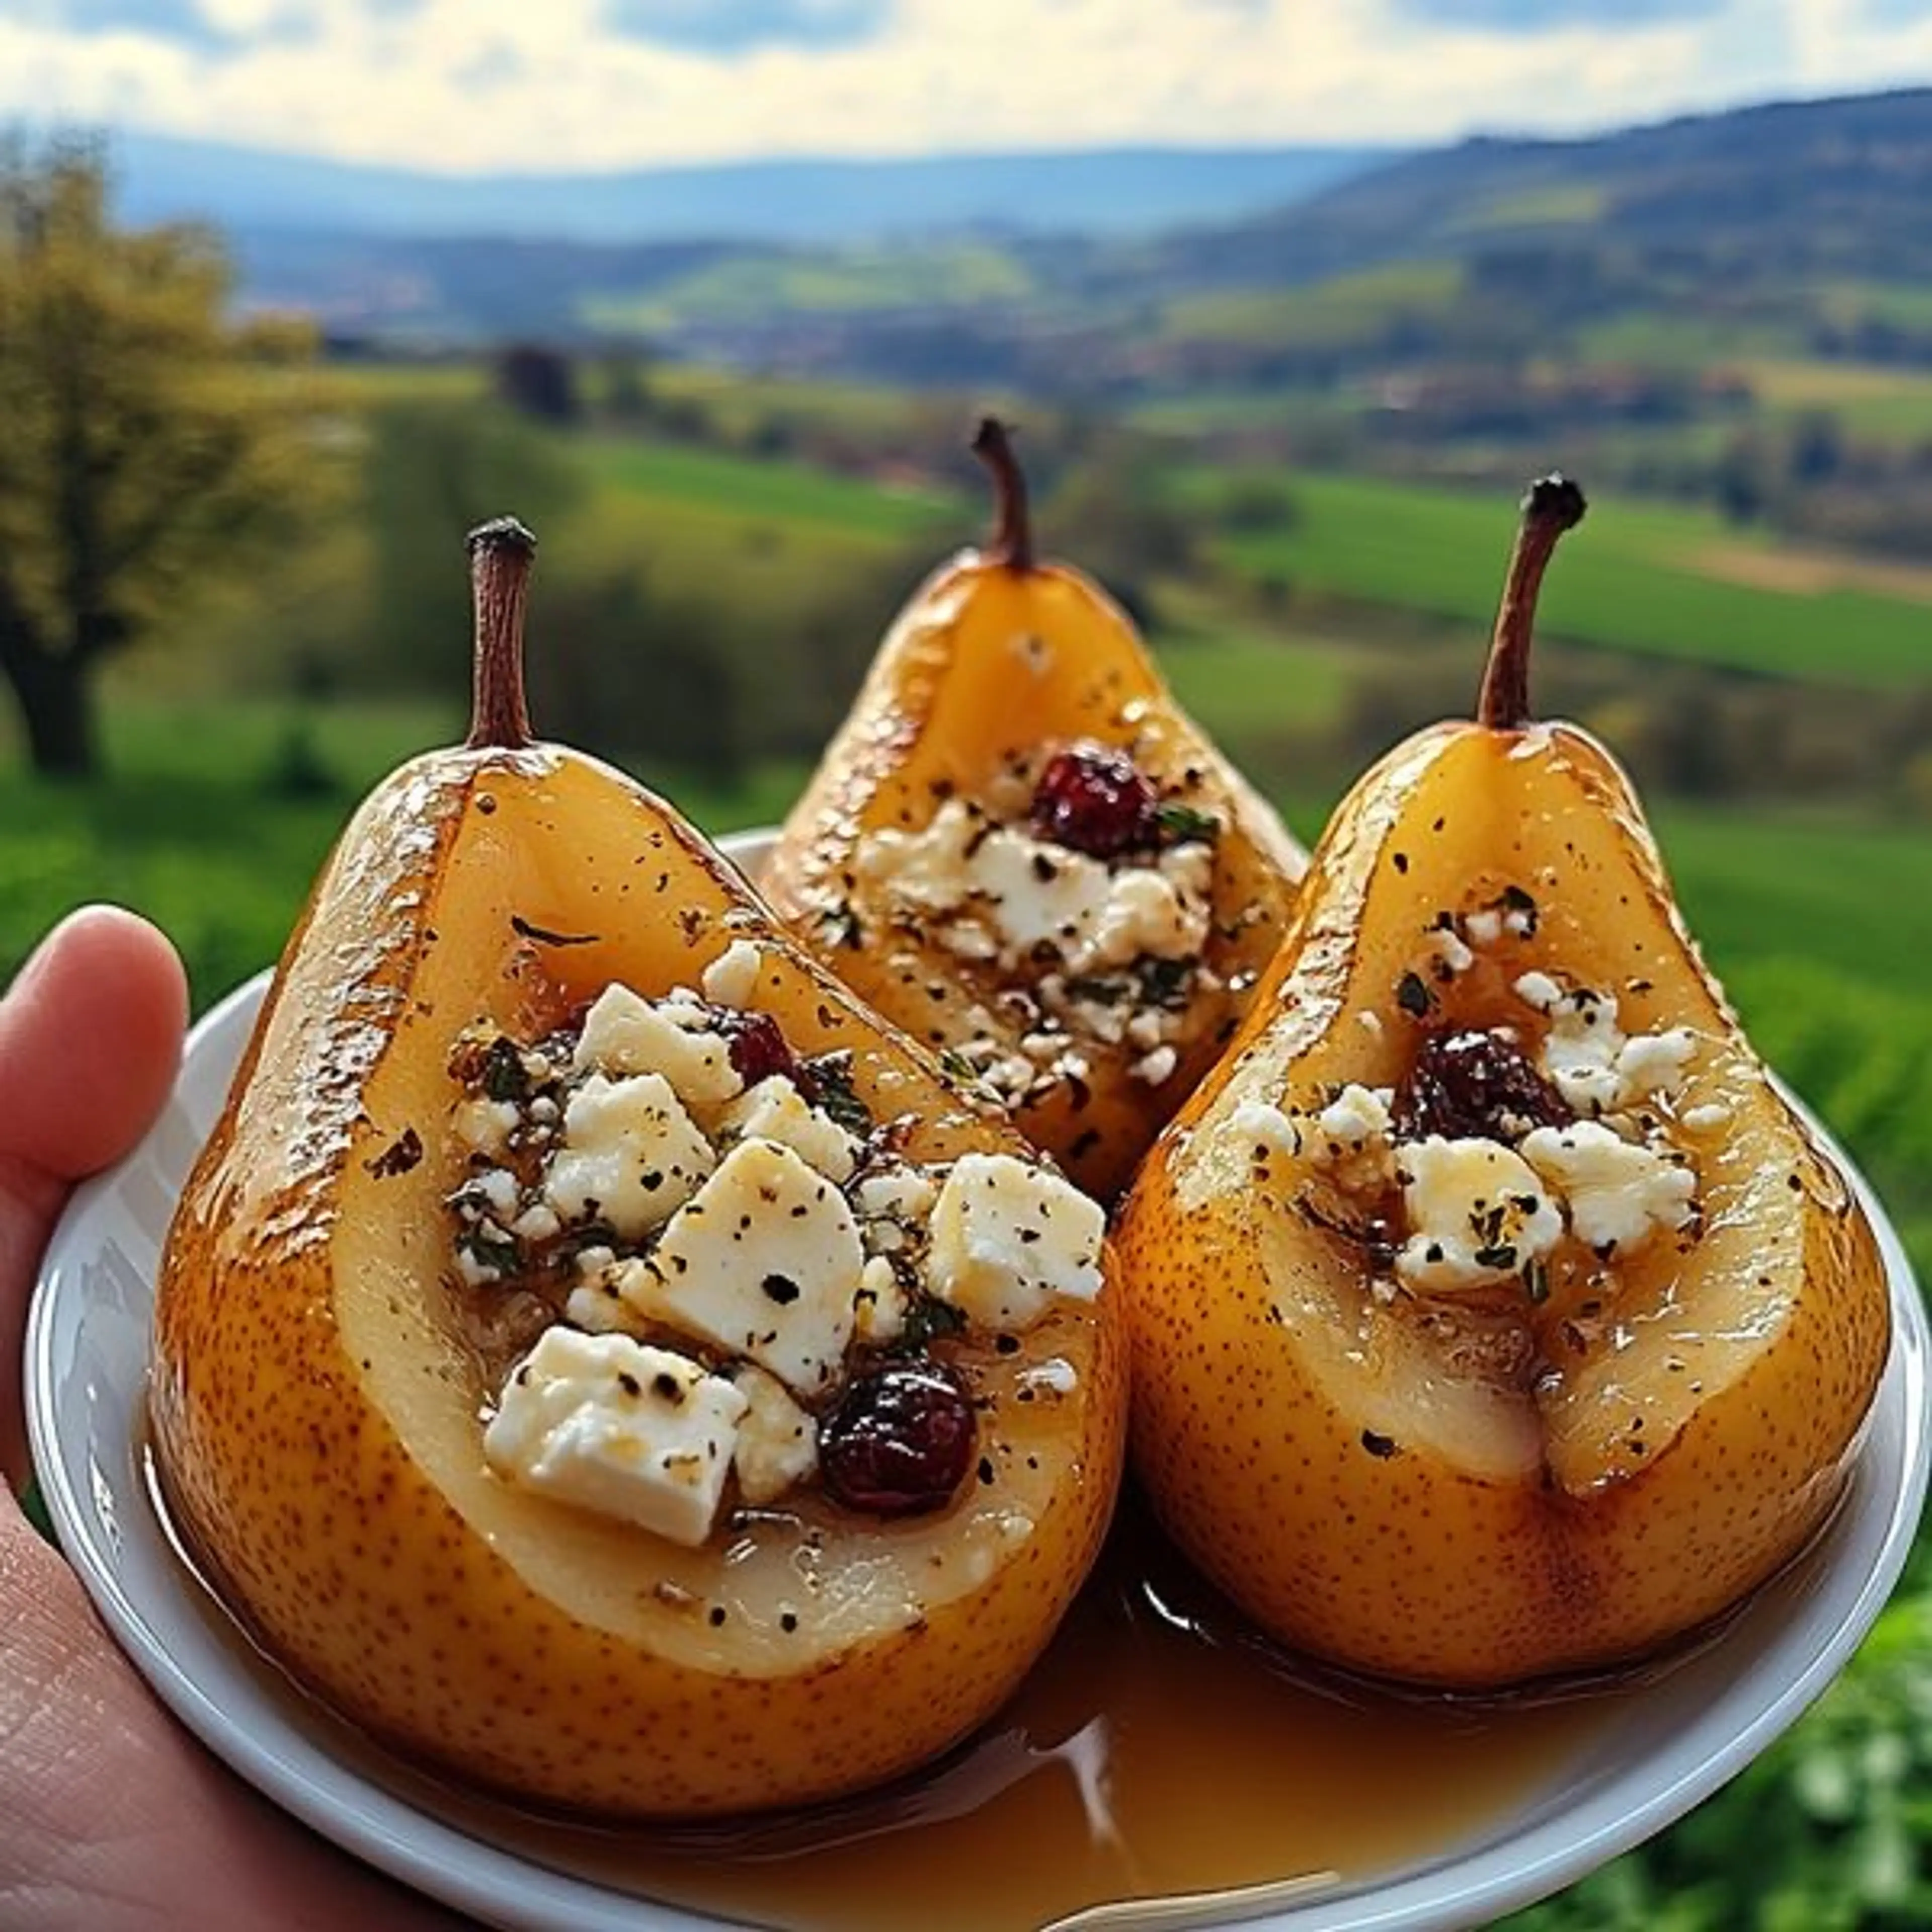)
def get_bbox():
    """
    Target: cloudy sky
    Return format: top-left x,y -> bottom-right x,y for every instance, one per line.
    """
2,0 -> 1929,172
